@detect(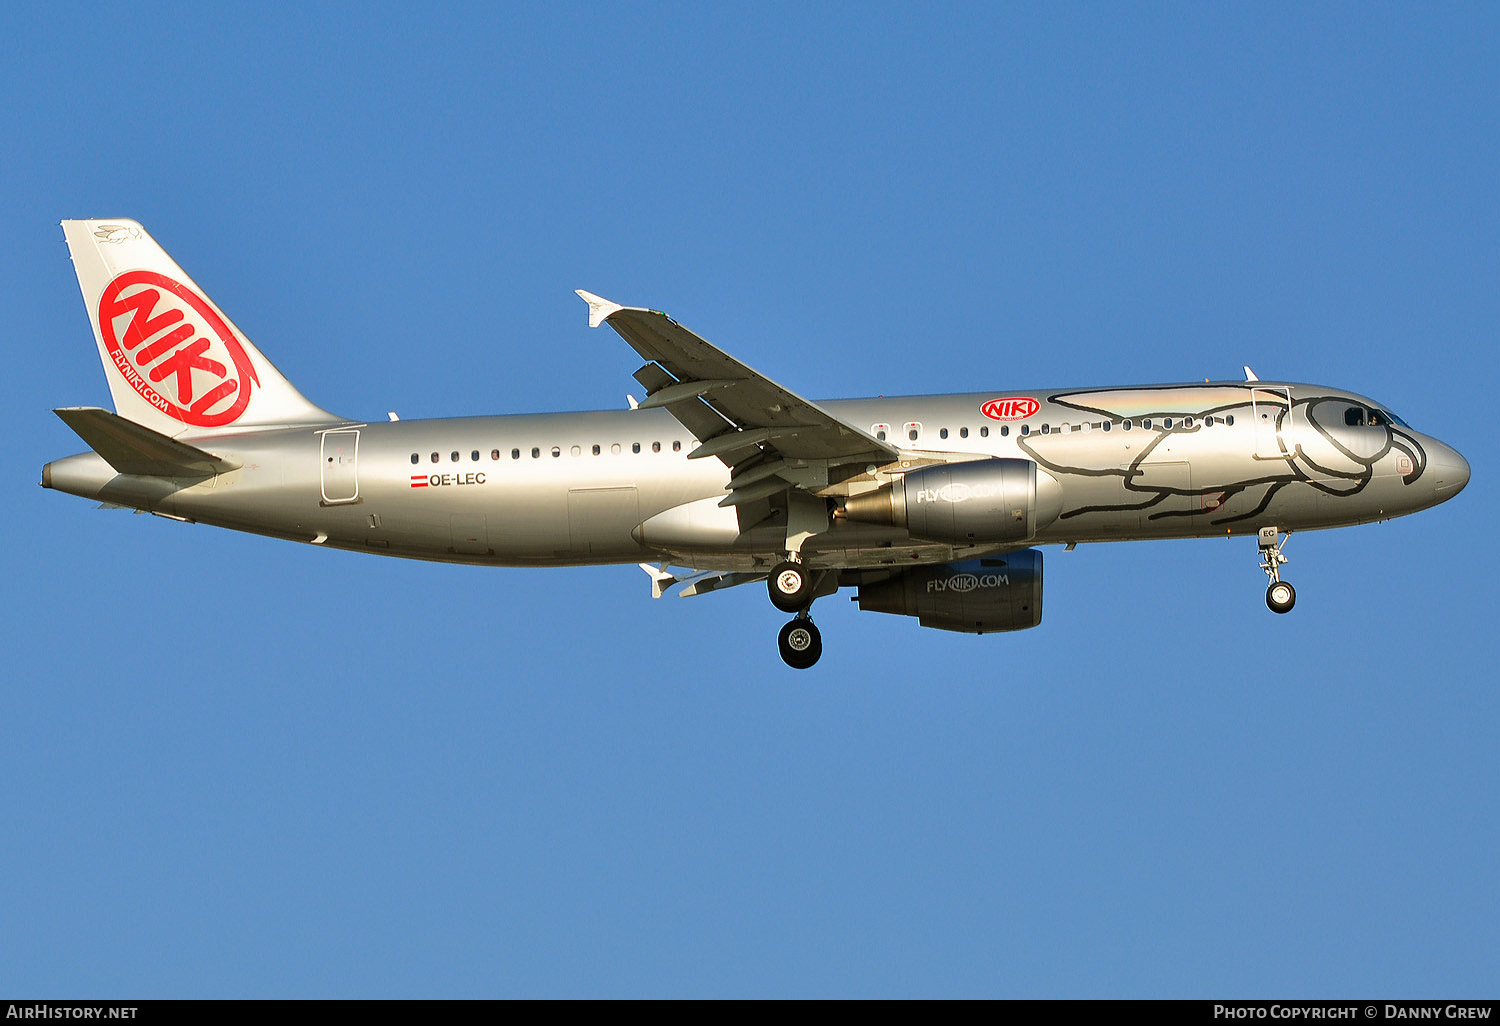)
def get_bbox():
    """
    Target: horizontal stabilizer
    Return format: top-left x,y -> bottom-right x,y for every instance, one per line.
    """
54,407 -> 240,477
